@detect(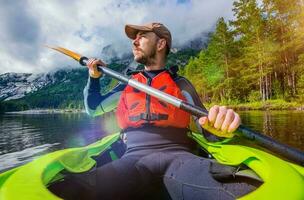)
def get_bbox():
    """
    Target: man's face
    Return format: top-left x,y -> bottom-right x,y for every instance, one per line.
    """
132,31 -> 159,65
